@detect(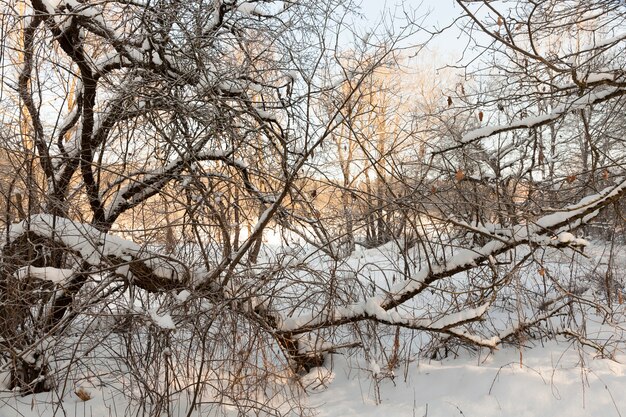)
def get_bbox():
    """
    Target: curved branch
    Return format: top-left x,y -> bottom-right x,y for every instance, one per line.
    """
18,14 -> 53,178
